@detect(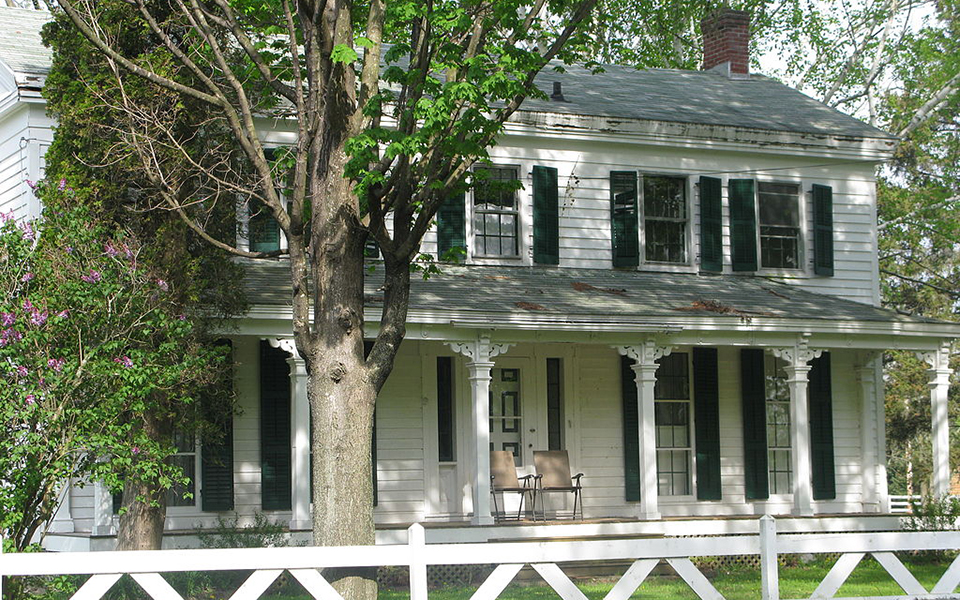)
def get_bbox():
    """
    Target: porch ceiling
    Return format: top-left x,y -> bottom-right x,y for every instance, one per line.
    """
242,261 -> 960,340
